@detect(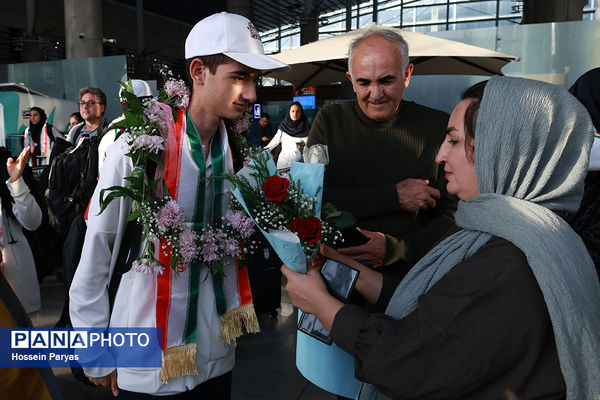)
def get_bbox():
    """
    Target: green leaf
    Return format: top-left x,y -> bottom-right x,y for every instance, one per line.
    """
99,186 -> 139,213
127,208 -> 140,222
170,255 -> 178,271
322,202 -> 342,219
149,177 -> 161,193
148,152 -> 165,167
120,80 -> 144,114
330,211 -> 357,229
122,109 -> 143,126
